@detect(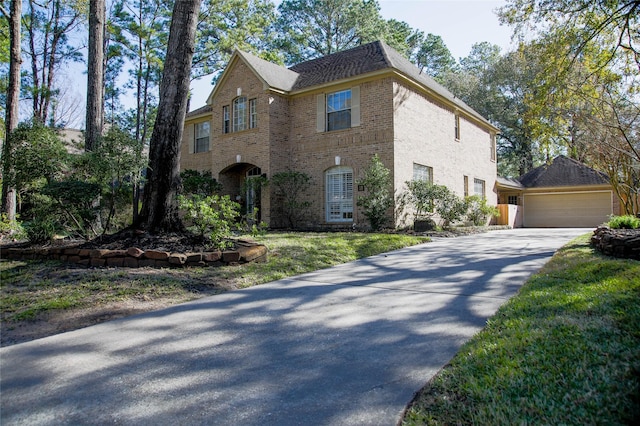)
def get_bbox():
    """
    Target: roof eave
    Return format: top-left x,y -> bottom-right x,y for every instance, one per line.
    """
288,68 -> 500,134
